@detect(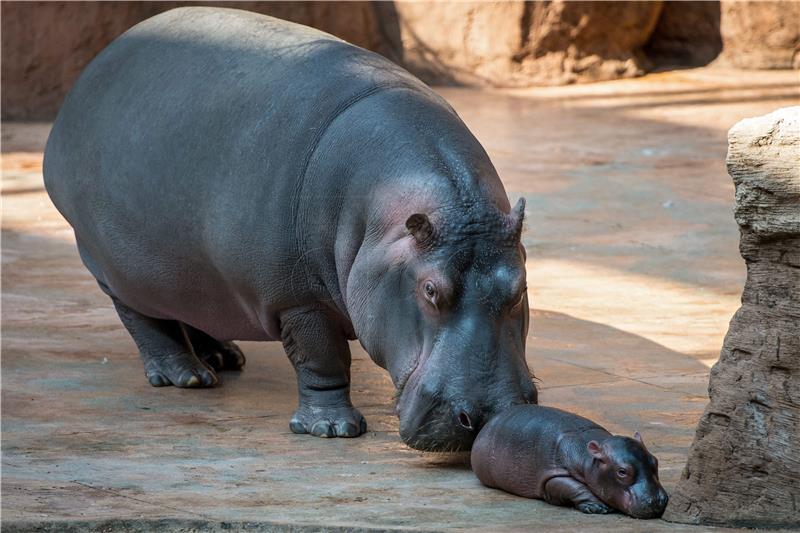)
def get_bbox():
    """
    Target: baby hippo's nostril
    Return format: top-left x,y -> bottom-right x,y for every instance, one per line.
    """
458,410 -> 474,431
657,490 -> 669,508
